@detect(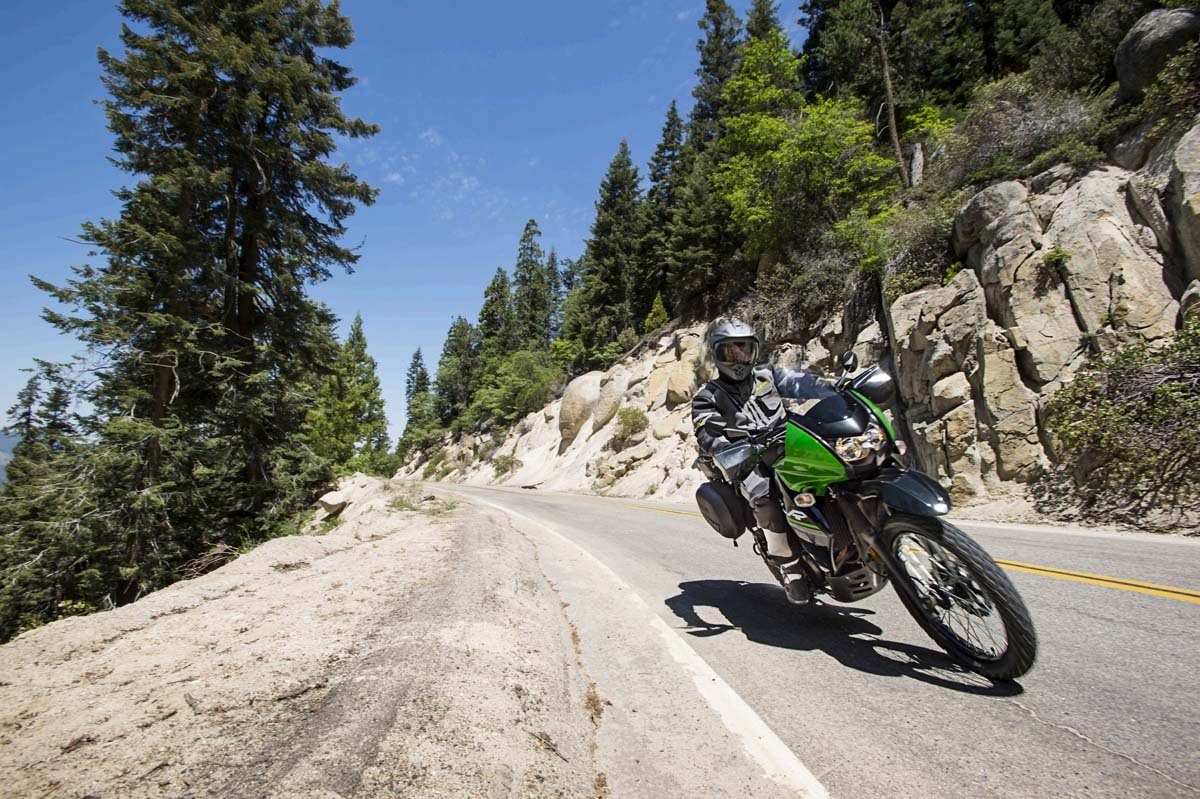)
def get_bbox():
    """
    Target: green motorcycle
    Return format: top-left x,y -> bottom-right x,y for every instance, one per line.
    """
694,353 -> 1037,681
